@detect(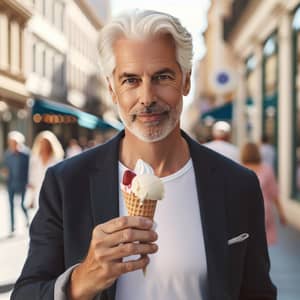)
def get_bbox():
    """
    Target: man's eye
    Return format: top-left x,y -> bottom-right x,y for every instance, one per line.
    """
155,74 -> 172,81
122,78 -> 138,85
